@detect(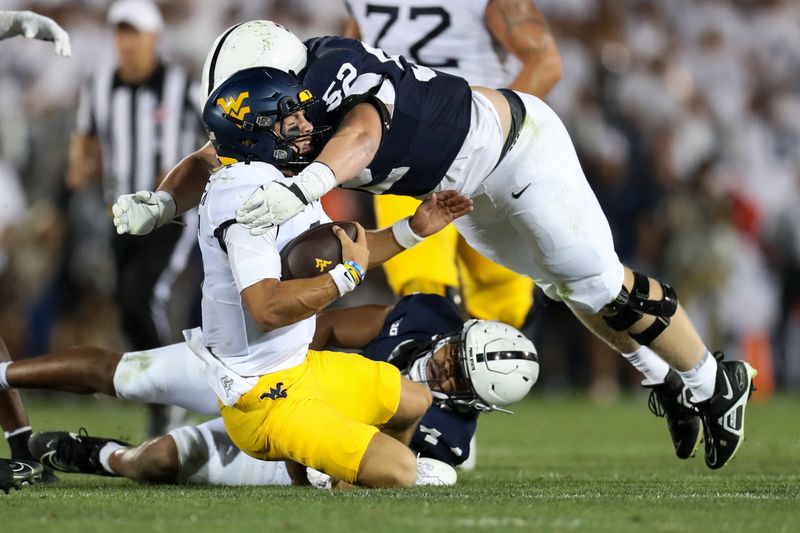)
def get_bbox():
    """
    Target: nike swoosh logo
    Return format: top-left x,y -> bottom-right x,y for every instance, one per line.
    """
721,372 -> 734,400
41,450 -> 72,472
10,463 -> 34,475
511,183 -> 531,199
705,437 -> 717,465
